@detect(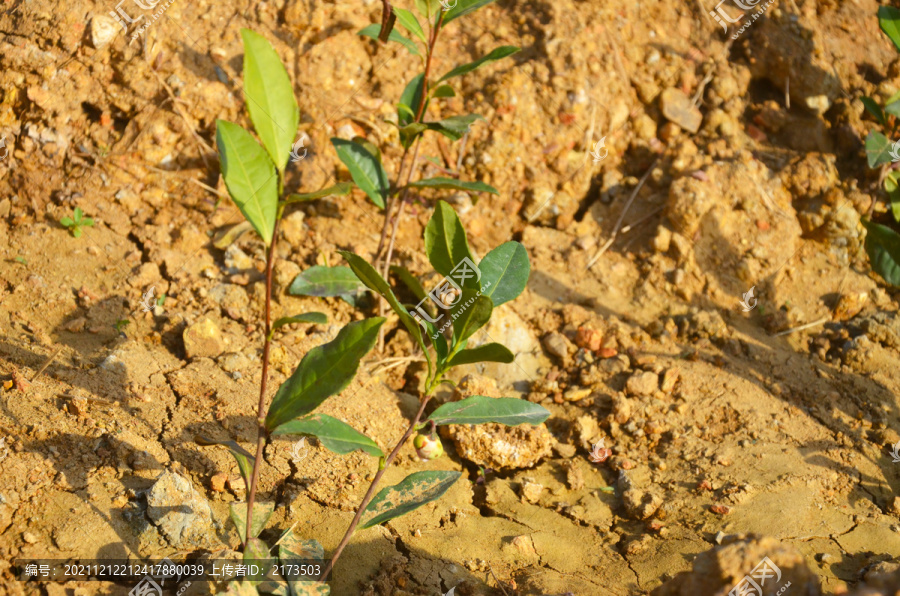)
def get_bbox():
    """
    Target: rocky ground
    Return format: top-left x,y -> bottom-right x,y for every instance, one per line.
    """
2,0 -> 900,594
